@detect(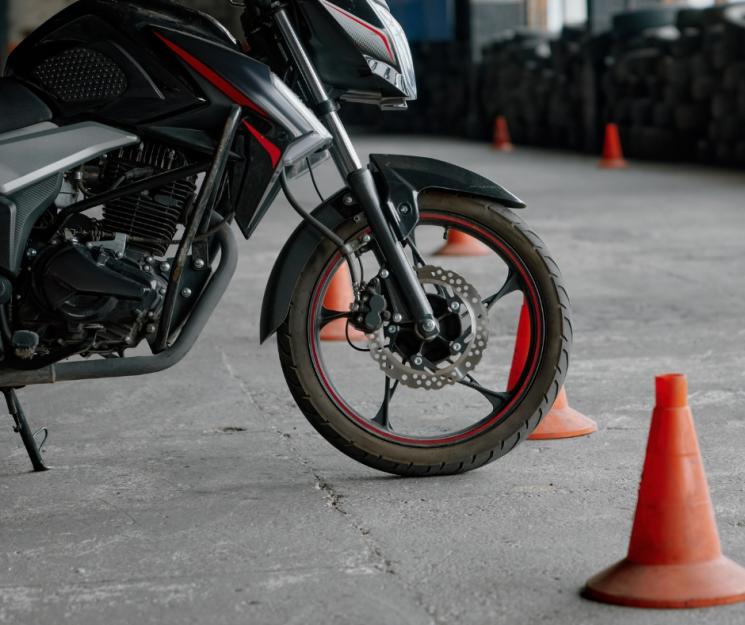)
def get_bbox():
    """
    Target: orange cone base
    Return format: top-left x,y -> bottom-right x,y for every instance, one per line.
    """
584,556 -> 745,609
528,404 -> 597,440
599,158 -> 628,170
320,318 -> 366,342
493,142 -> 514,153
